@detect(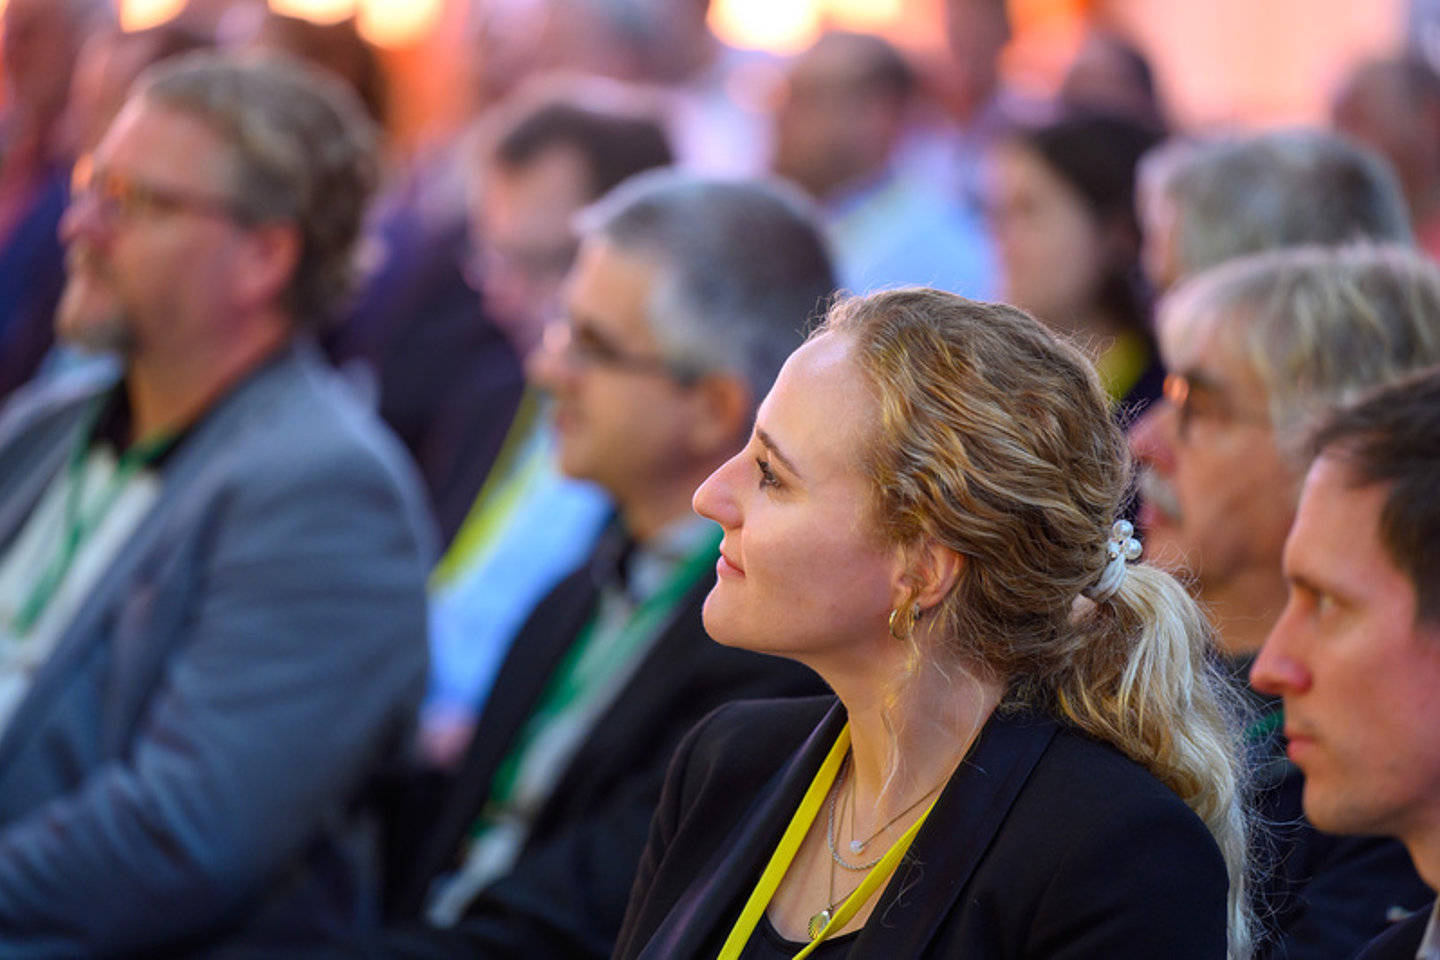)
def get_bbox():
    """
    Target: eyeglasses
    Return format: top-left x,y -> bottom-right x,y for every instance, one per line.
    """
70,154 -> 244,225
1162,371 -> 1269,442
541,318 -> 700,384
